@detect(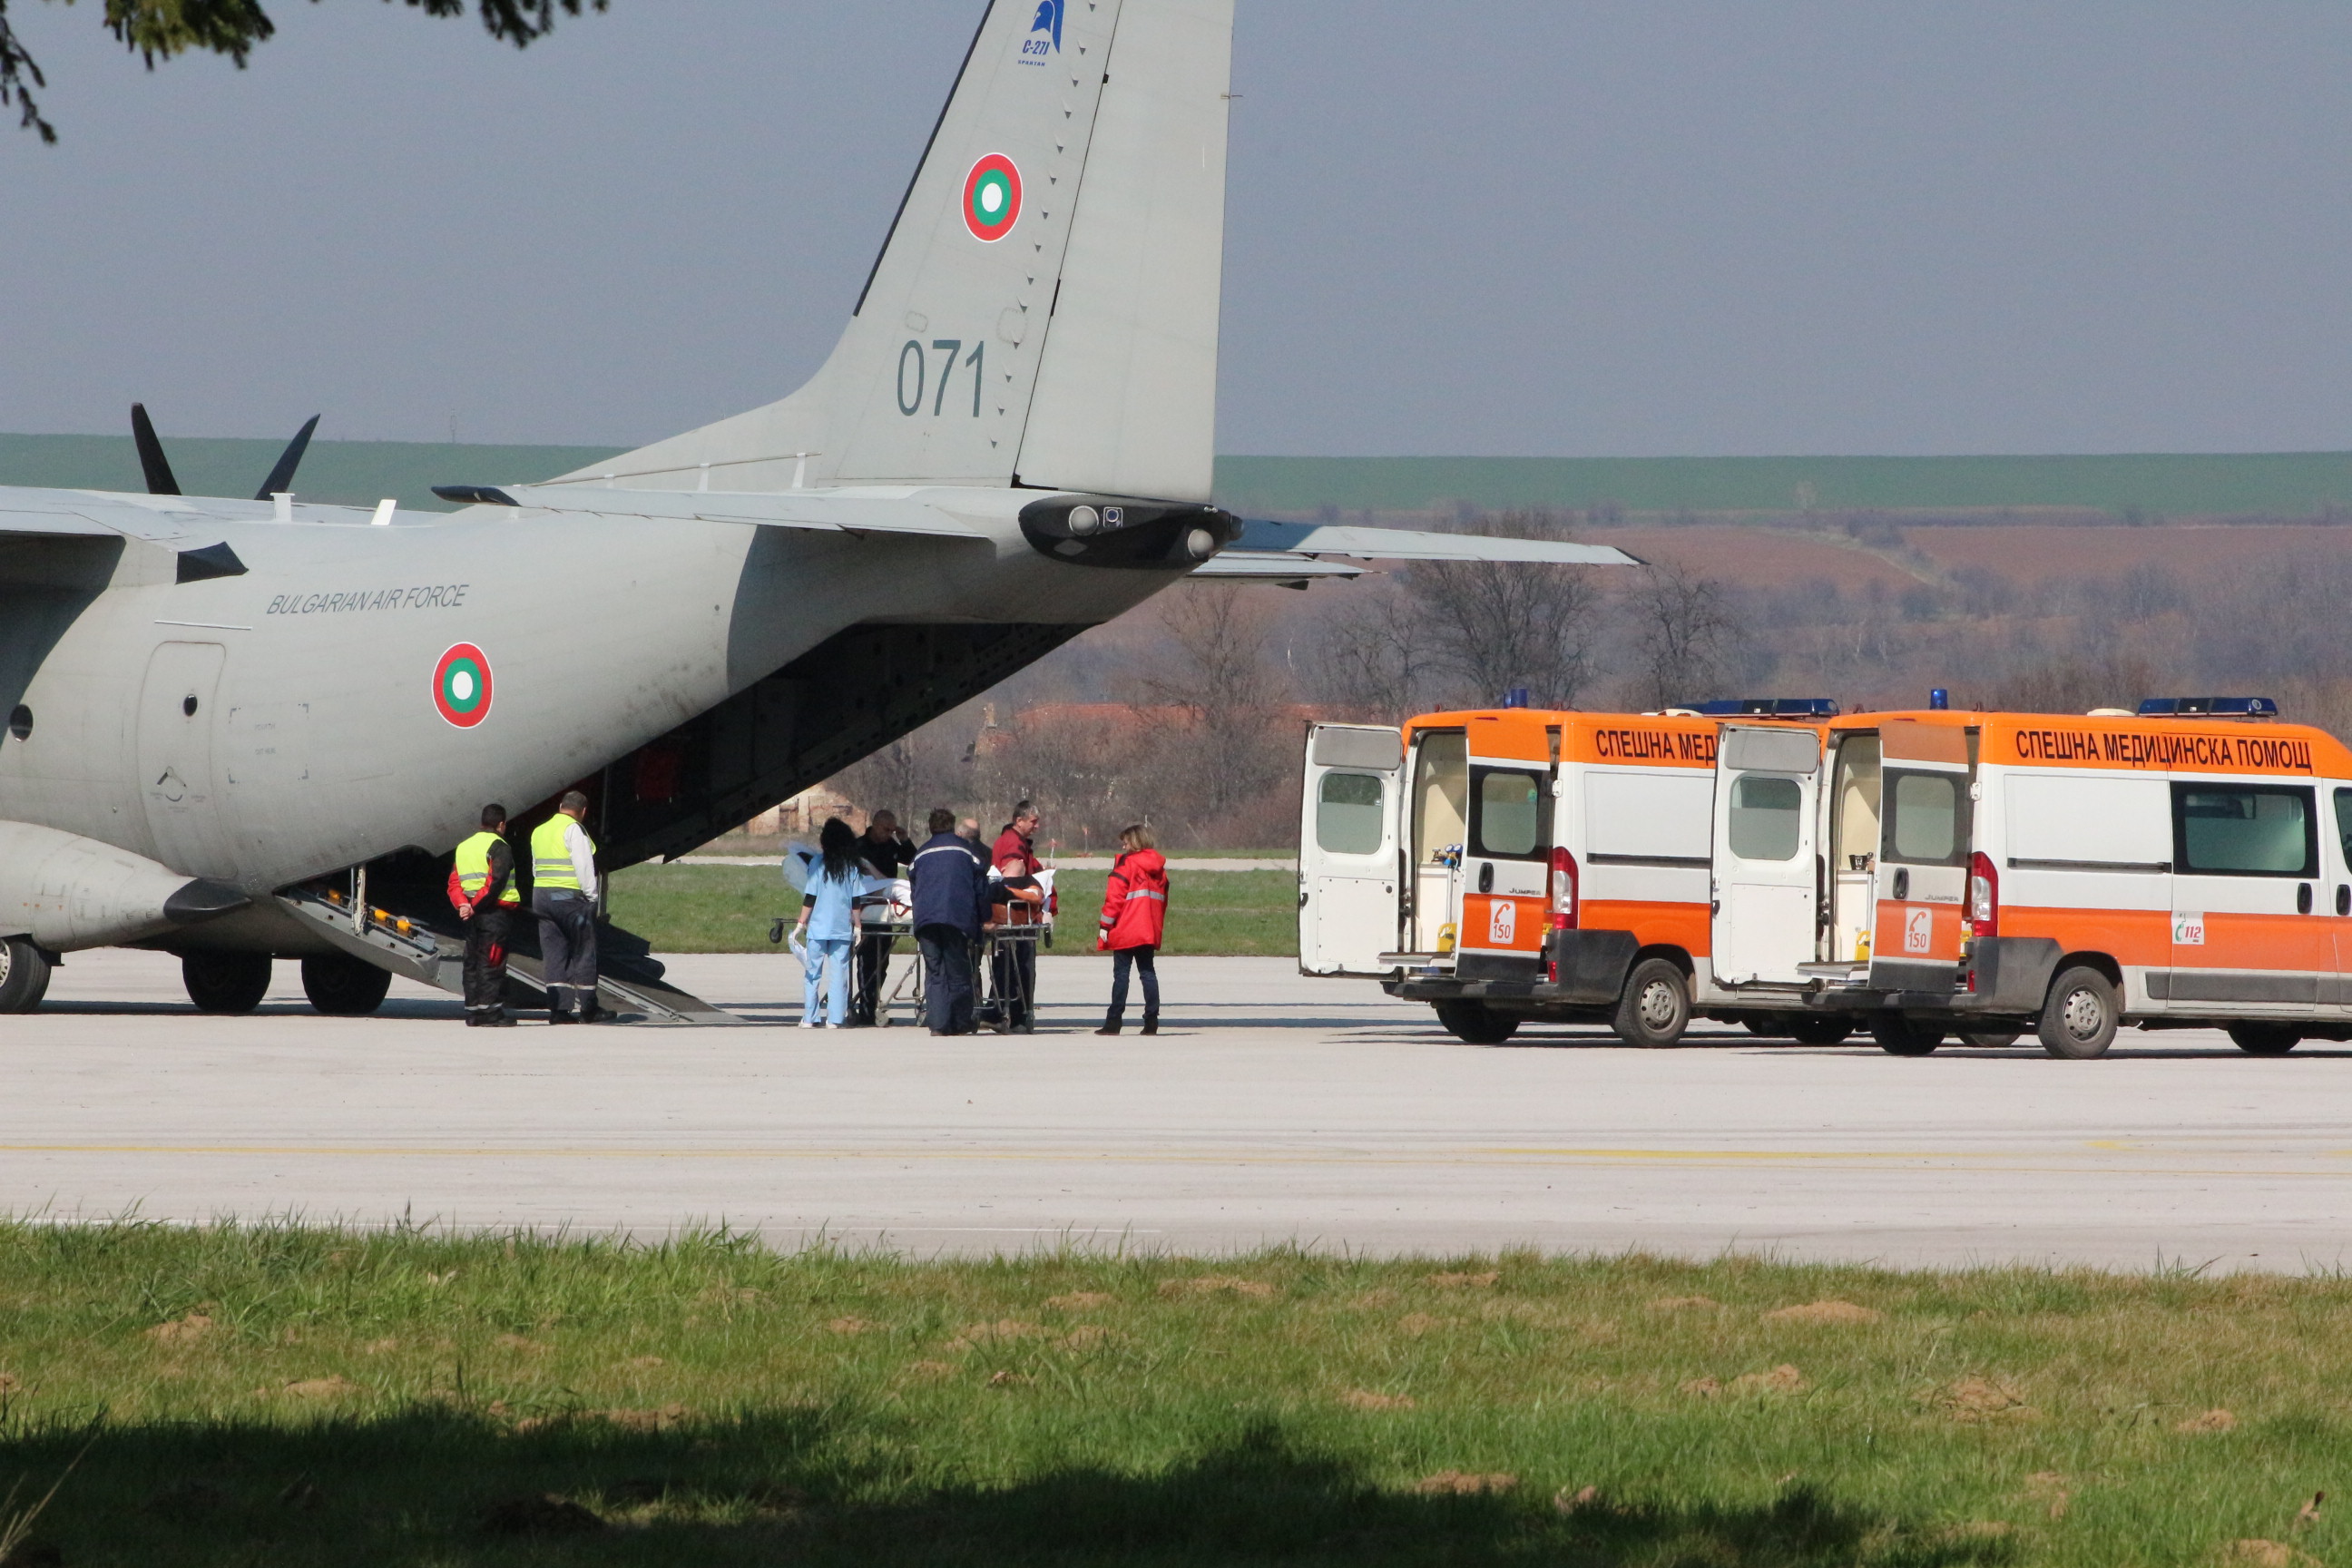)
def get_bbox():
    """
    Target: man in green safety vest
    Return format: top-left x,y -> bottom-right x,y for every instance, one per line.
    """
447,802 -> 520,1027
530,789 -> 604,1024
